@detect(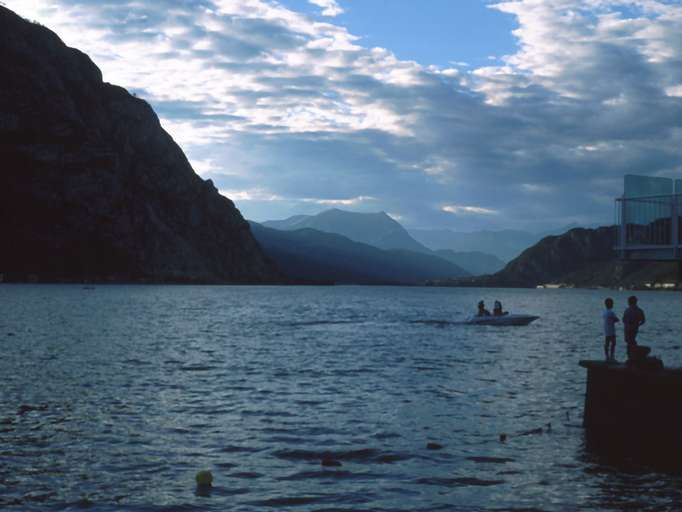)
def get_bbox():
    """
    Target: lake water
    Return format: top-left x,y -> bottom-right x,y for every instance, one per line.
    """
2,285 -> 682,511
